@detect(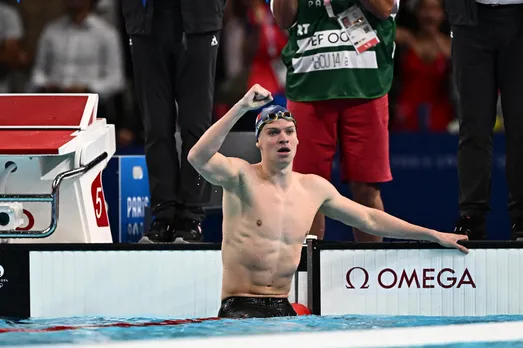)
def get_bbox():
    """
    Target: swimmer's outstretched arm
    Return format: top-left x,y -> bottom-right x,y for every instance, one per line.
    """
188,84 -> 273,189
312,176 -> 470,254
